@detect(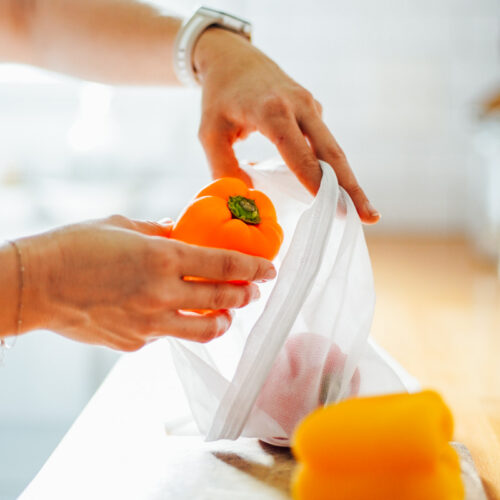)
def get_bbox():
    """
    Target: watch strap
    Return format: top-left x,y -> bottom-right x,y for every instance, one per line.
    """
173,7 -> 252,86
